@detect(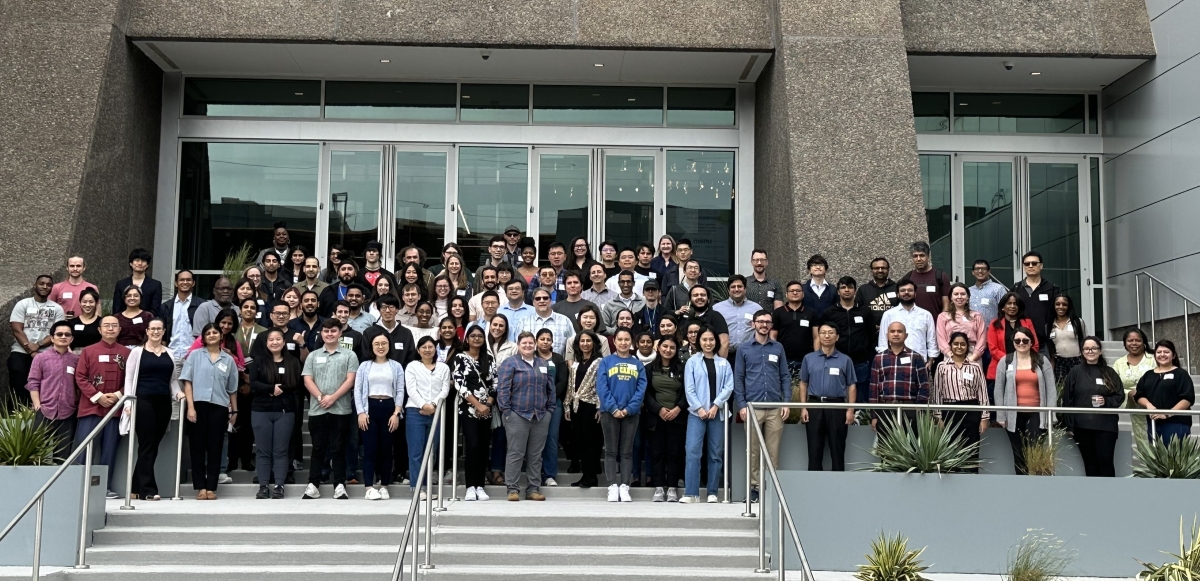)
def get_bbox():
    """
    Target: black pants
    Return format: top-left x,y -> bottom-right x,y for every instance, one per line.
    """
289,392 -> 306,467
308,412 -> 350,486
188,401 -> 228,491
35,412 -> 75,461
942,400 -> 982,473
1073,427 -> 1117,477
5,352 -> 33,410
649,419 -> 686,487
571,402 -> 602,482
361,398 -> 395,486
391,416 -> 409,481
460,412 -> 492,488
134,394 -> 173,496
806,407 -> 849,471
252,411 -> 294,486
228,391 -> 254,470
1006,411 -> 1045,475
